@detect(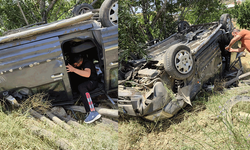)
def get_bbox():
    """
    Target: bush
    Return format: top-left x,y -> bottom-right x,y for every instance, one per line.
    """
235,0 -> 250,29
